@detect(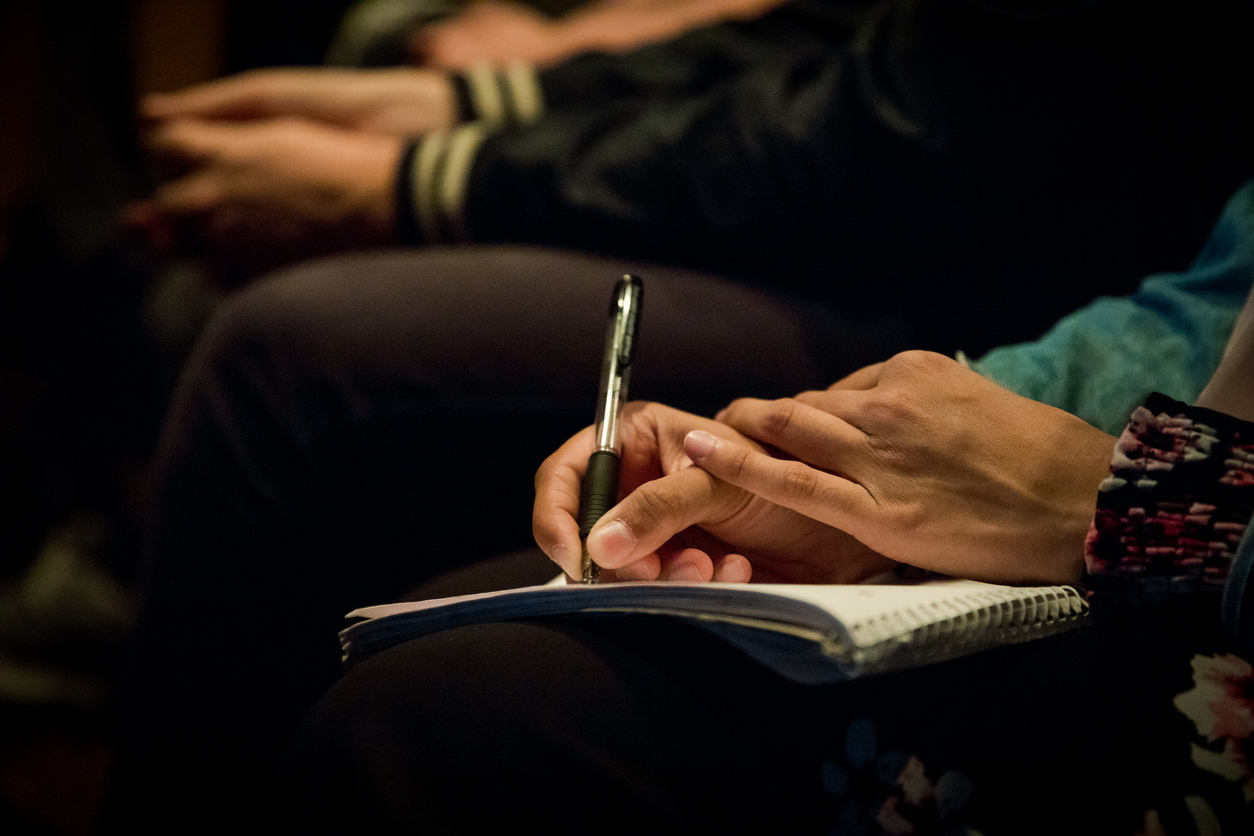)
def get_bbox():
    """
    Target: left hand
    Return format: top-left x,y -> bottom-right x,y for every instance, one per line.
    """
700,351 -> 1117,585
129,116 -> 403,284
140,67 -> 458,137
